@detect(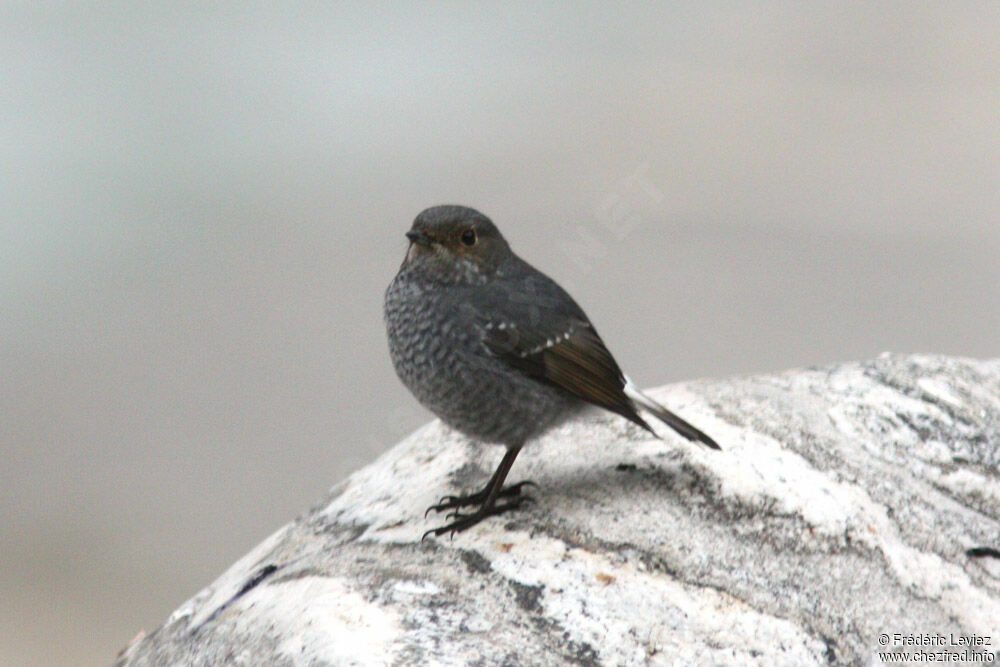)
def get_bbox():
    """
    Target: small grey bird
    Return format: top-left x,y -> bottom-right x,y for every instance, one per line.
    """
385,205 -> 719,538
